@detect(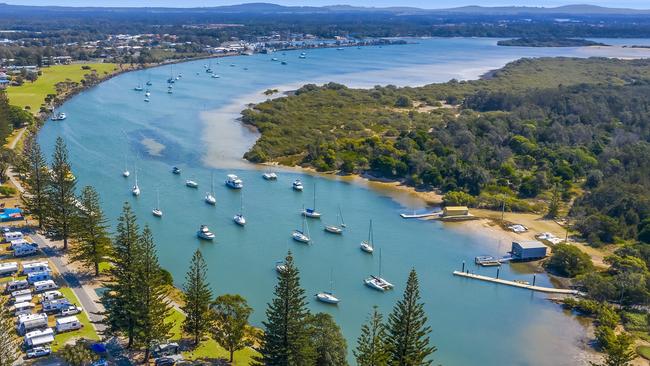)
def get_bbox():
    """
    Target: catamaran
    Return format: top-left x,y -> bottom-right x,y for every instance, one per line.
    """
360,219 -> 374,253
225,174 -> 243,189
197,225 -> 215,240
186,178 -> 199,188
292,212 -> 310,243
364,249 -> 394,292
233,193 -> 246,226
131,166 -> 140,196
316,270 -> 340,304
205,173 -> 216,205
292,179 -> 304,191
152,189 -> 163,217
302,183 -> 321,218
